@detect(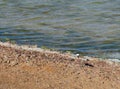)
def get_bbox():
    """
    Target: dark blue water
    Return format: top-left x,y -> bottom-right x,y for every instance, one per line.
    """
0,0 -> 120,59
